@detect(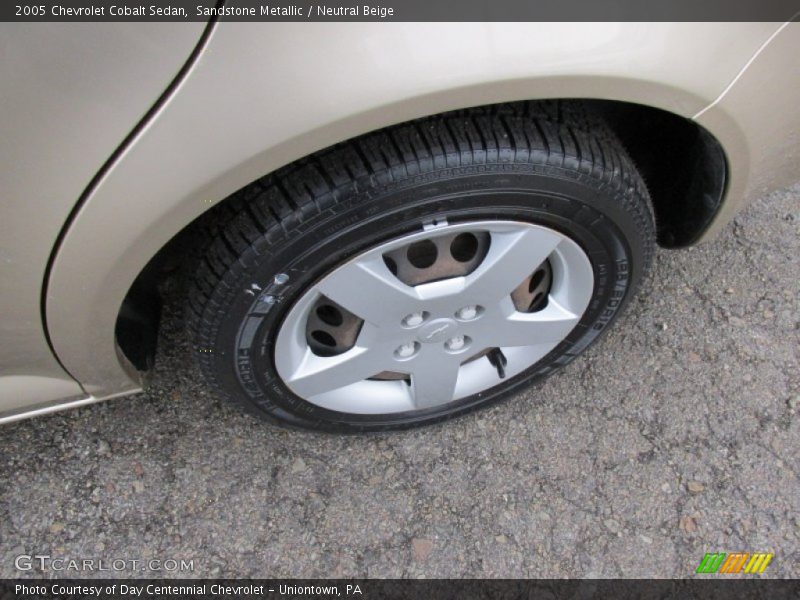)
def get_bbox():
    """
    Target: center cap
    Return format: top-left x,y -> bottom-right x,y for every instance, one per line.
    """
417,318 -> 458,344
